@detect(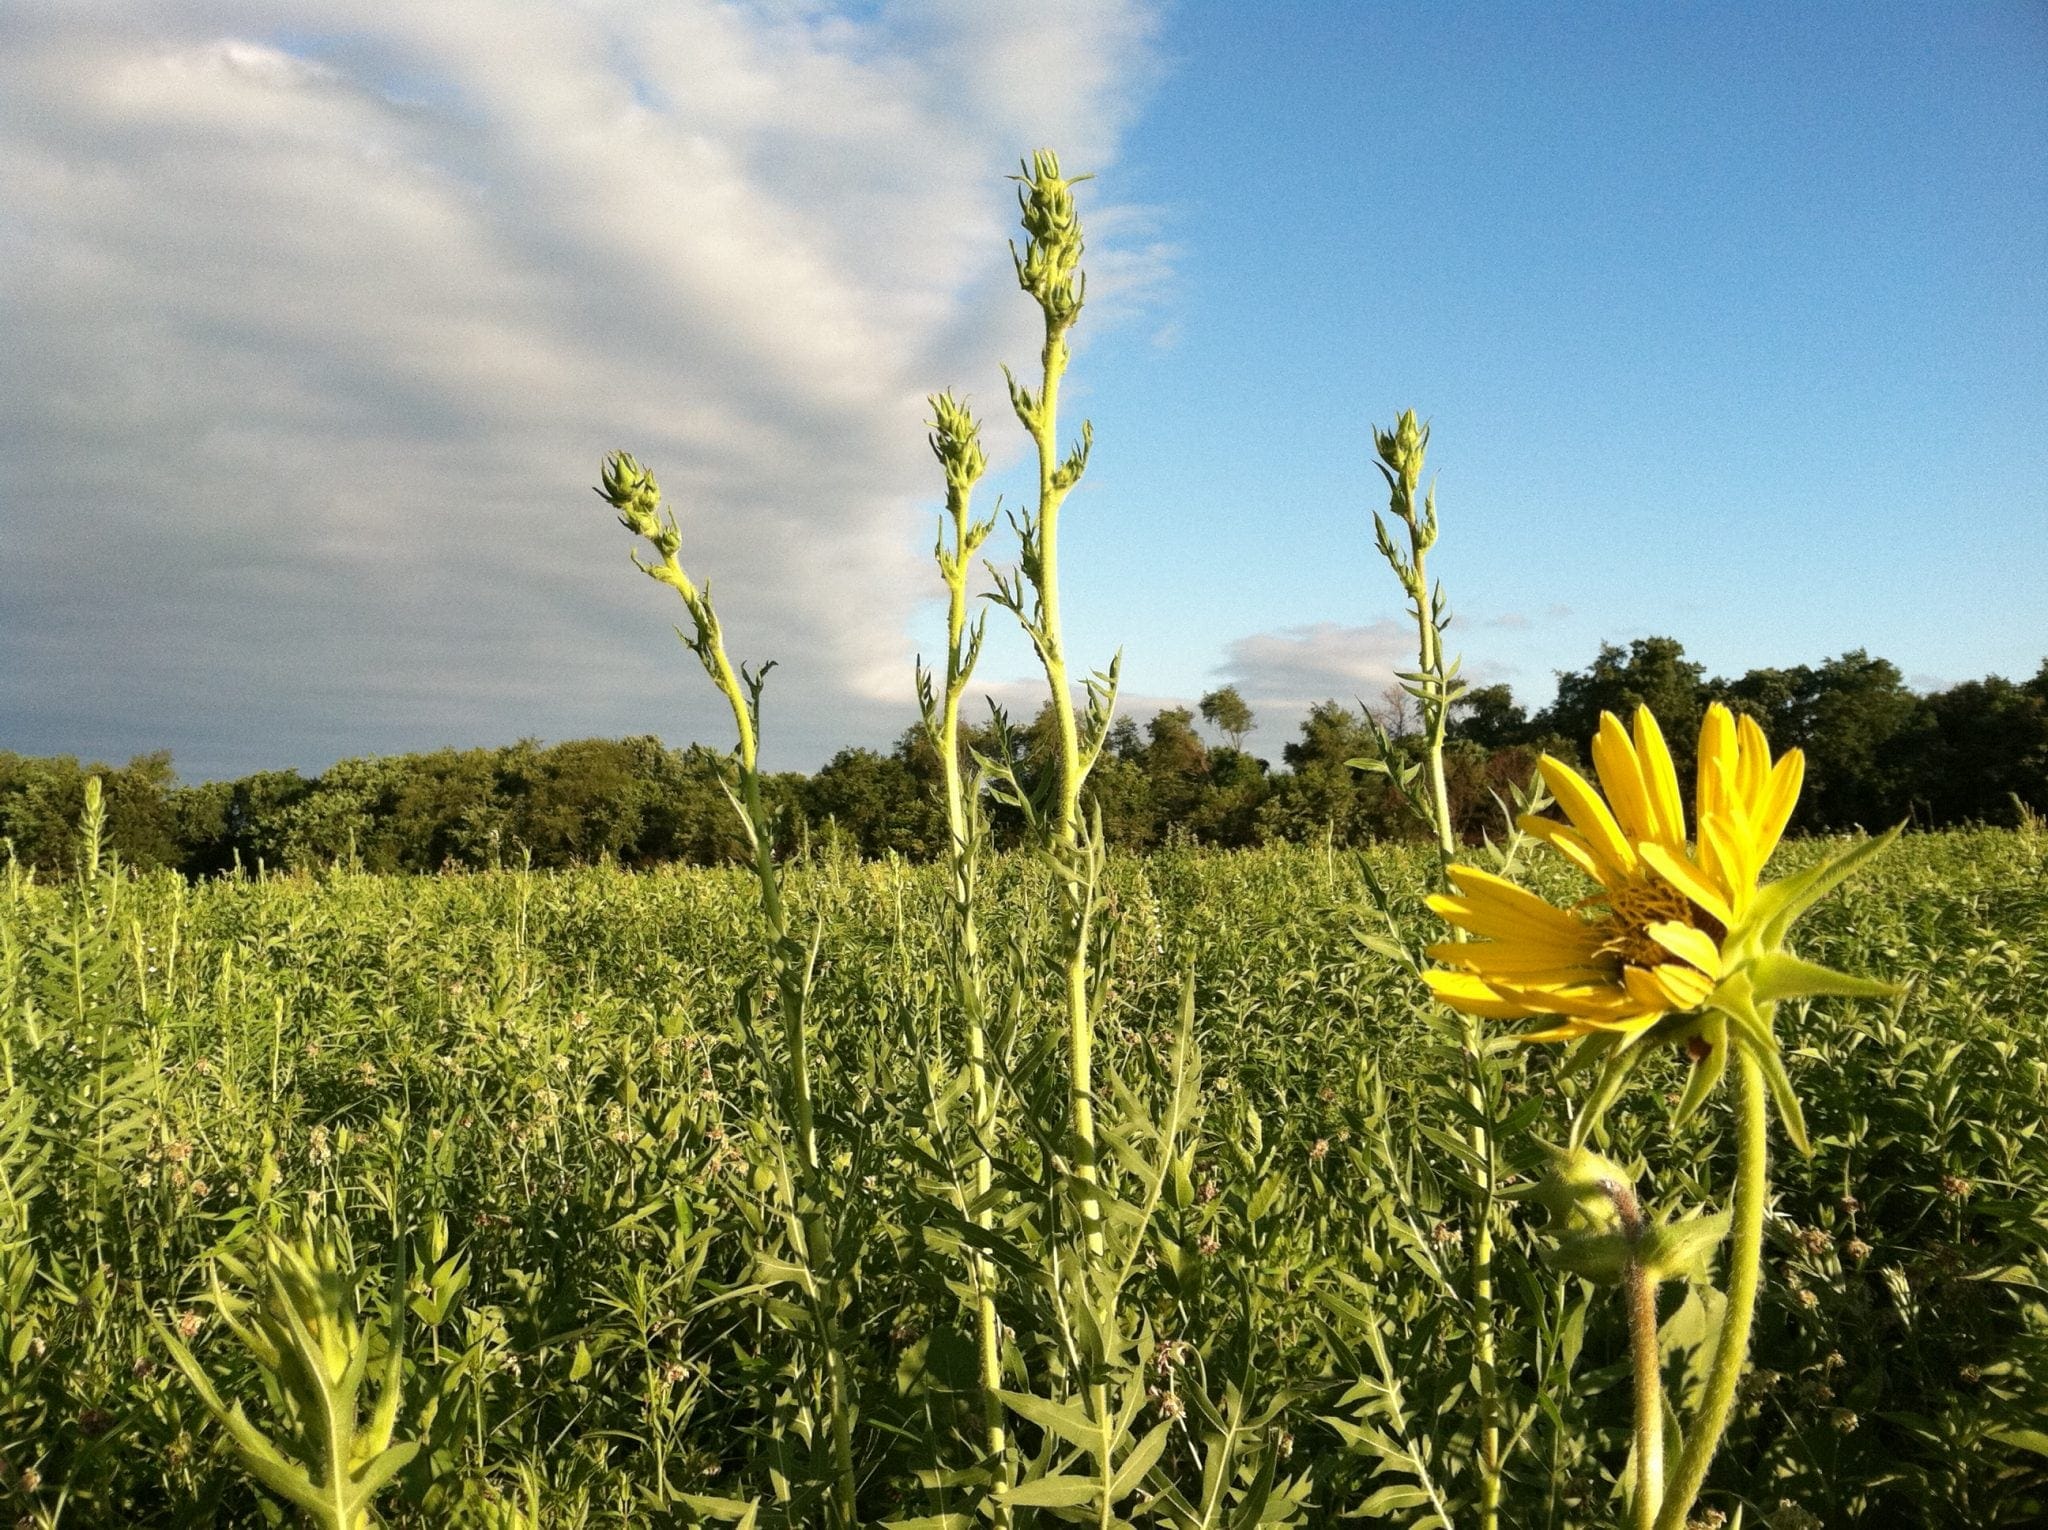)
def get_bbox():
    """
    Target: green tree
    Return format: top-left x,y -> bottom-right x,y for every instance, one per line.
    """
1715,650 -> 1923,831
1898,674 -> 2048,827
1198,685 -> 1256,753
1539,637 -> 1705,772
1449,682 -> 1531,749
499,738 -> 650,866
804,747 -> 941,859
1258,701 -> 1401,846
